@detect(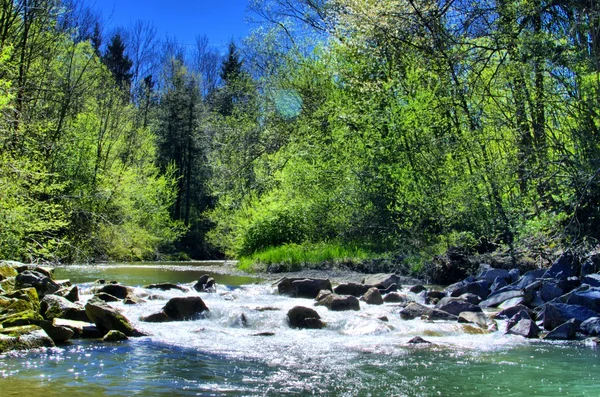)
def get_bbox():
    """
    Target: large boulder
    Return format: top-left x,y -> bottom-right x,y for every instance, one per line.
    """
362,287 -> 383,305
53,318 -> 104,339
582,274 -> 600,287
2,287 -> 40,313
479,289 -> 529,308
543,252 -> 579,280
580,317 -> 600,336
478,267 -> 510,284
0,262 -> 18,280
506,310 -> 533,332
362,274 -> 401,290
566,289 -> 600,312
383,293 -> 409,303
315,293 -> 360,311
493,304 -> 534,320
37,320 -> 75,343
0,325 -> 55,353
56,285 -> 79,303
277,278 -> 332,299
85,298 -> 141,336
399,302 -> 458,321
437,300 -> 482,316
540,303 -> 599,331
95,284 -> 131,299
41,294 -> 89,322
287,306 -> 324,329
449,280 -> 489,300
507,318 -> 540,338
163,296 -> 209,320
333,283 -> 372,297
15,270 -> 59,298
544,319 -> 577,340
540,282 -> 564,303
512,269 -> 546,289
